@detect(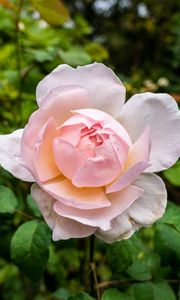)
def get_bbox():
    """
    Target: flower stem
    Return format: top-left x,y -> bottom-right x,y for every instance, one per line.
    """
84,235 -> 101,300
